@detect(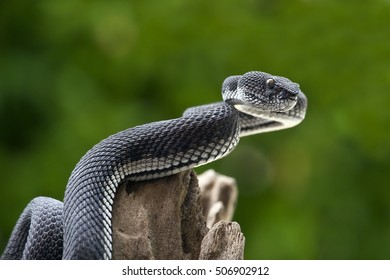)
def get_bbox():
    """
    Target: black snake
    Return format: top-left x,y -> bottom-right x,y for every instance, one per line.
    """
1,71 -> 307,259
